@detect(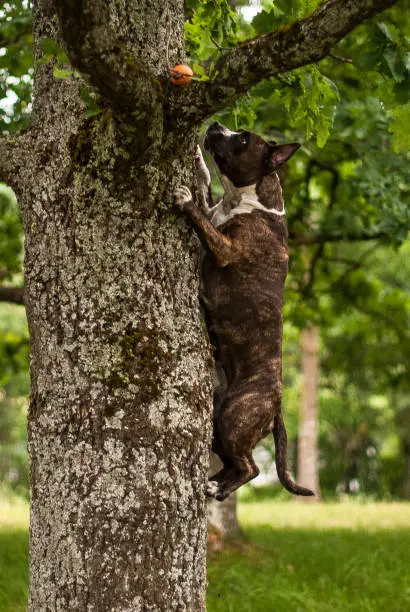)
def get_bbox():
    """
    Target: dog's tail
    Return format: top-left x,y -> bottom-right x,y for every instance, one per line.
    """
273,413 -> 314,496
